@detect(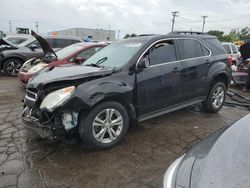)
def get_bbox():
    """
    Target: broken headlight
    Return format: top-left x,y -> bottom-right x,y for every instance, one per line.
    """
40,86 -> 75,112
